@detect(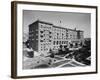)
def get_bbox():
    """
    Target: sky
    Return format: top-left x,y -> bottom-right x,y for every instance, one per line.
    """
23,10 -> 91,38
